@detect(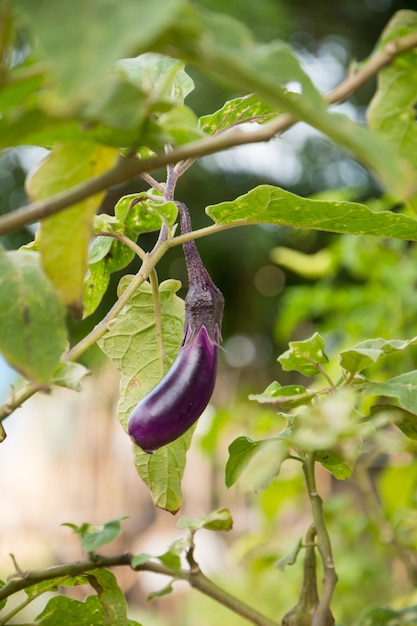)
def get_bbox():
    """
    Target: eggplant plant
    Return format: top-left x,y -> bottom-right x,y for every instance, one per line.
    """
1,4 -> 417,626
